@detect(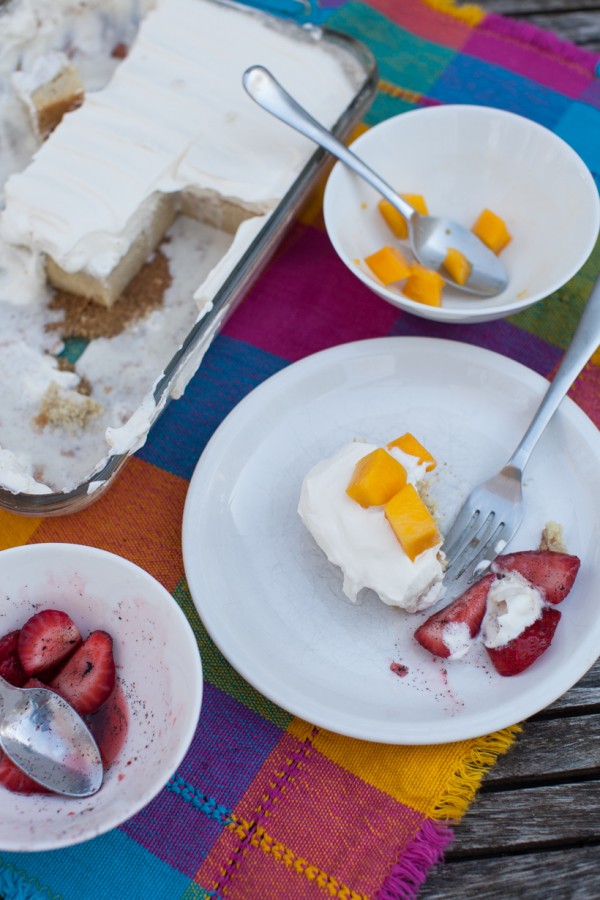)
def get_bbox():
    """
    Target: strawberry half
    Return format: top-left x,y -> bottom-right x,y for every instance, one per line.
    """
492,550 -> 580,605
0,630 -> 26,687
18,609 -> 82,676
0,751 -> 48,794
486,606 -> 561,676
50,630 -> 115,716
414,573 -> 496,658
